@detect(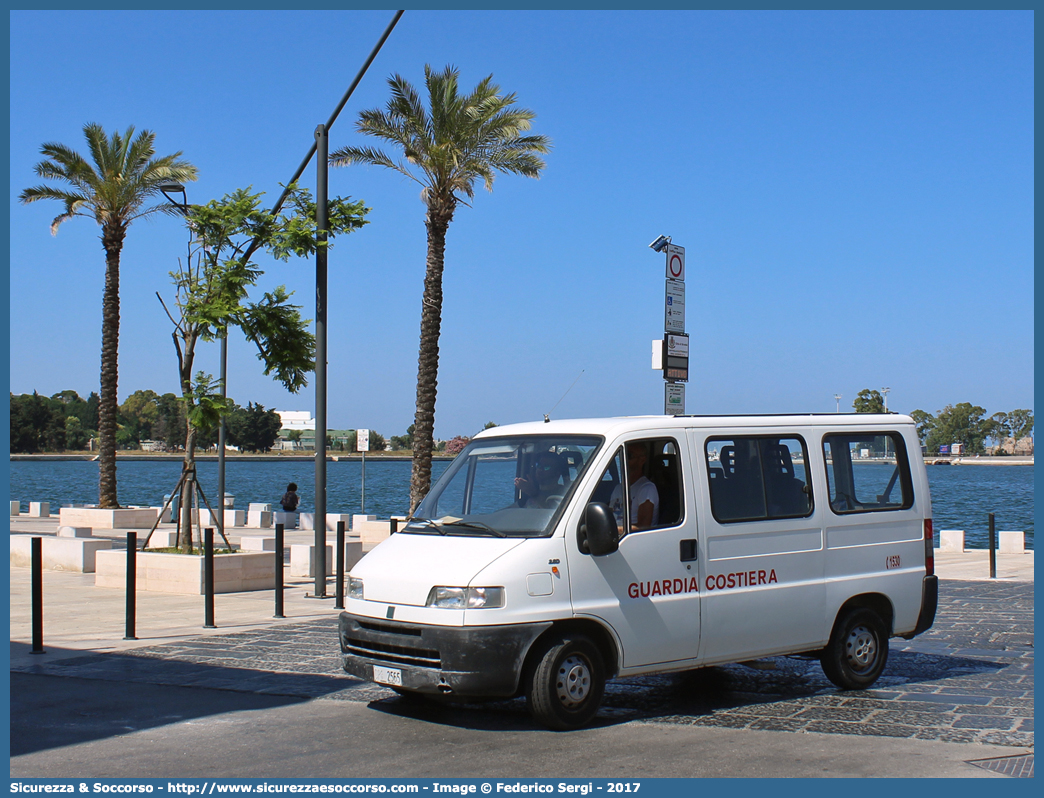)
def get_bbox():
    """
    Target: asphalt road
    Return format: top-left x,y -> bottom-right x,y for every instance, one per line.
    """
9,673 -> 1018,779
